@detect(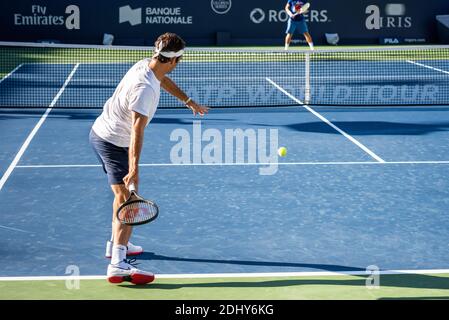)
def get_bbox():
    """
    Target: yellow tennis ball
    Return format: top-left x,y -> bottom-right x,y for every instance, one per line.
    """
278,147 -> 287,157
